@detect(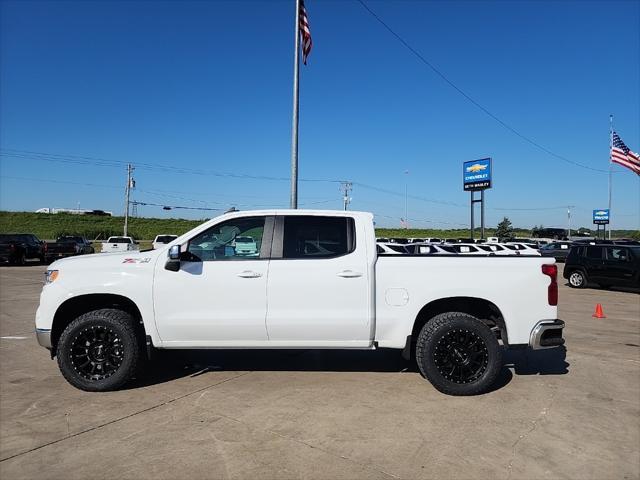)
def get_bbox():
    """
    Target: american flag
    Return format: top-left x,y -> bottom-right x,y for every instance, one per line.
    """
299,0 -> 312,65
611,132 -> 640,175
